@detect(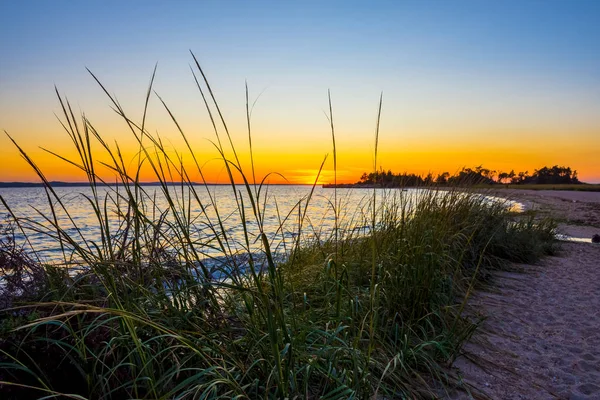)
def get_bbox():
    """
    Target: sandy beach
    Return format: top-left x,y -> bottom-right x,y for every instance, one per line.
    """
451,190 -> 600,399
